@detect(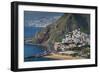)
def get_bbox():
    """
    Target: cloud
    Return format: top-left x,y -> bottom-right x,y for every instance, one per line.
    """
26,15 -> 61,27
